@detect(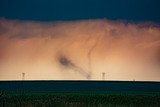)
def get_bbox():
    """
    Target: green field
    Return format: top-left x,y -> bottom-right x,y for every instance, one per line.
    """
0,91 -> 160,107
